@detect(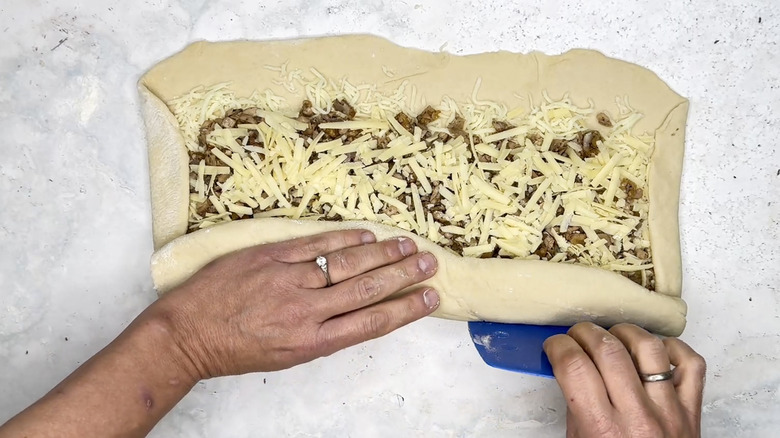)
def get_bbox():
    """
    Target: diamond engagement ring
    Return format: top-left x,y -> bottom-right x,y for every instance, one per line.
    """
315,256 -> 332,287
639,370 -> 674,382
